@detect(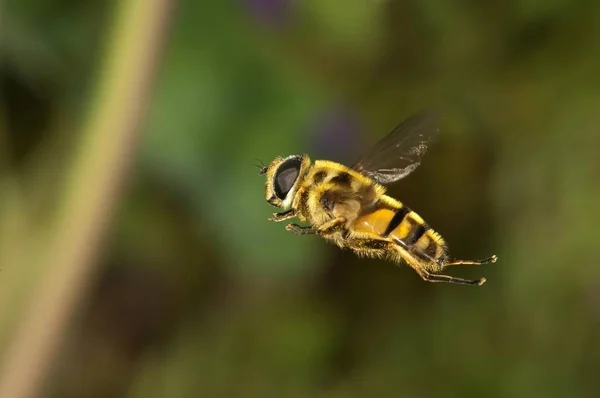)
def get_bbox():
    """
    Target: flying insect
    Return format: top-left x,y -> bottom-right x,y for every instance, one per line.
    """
259,109 -> 497,285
